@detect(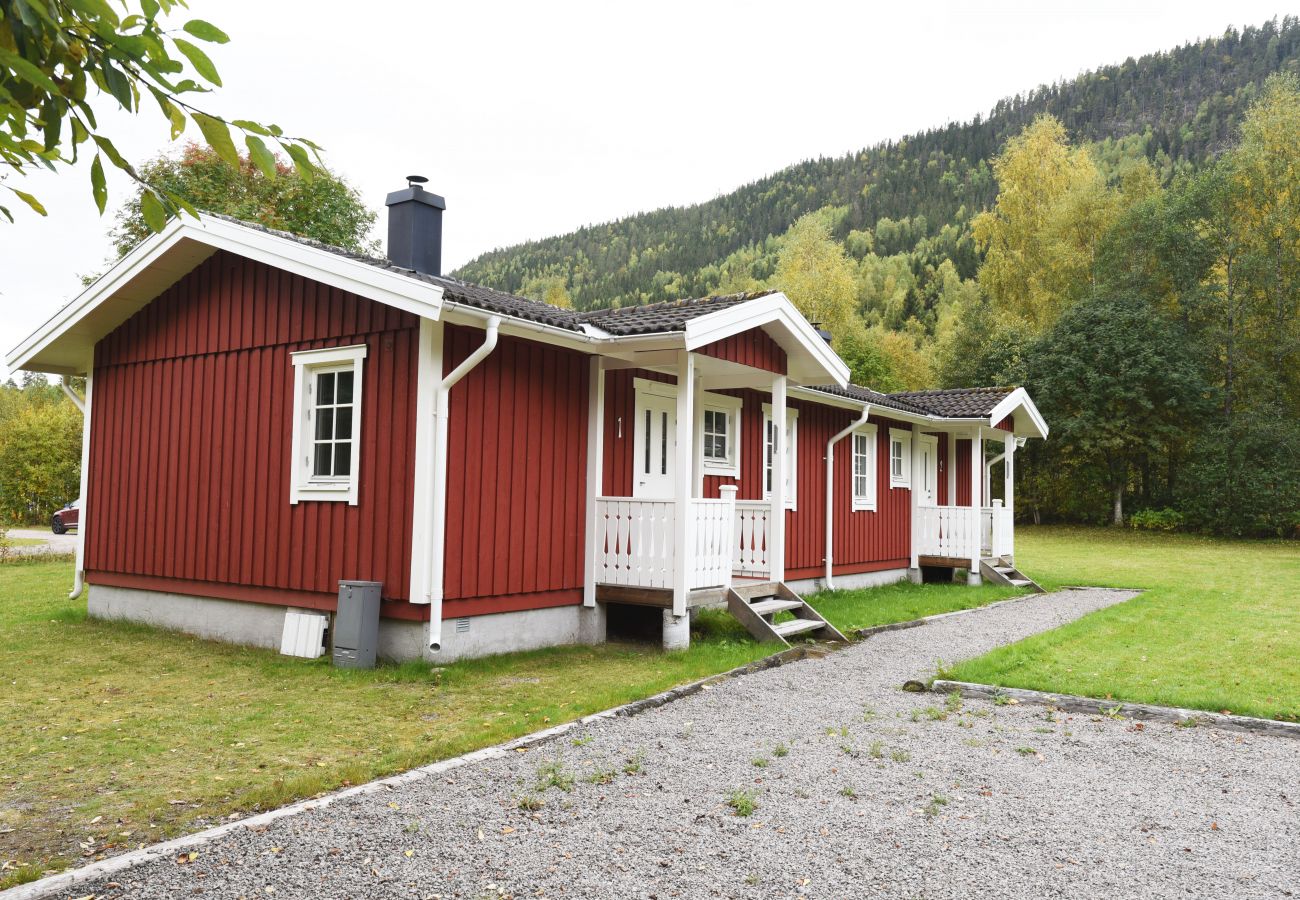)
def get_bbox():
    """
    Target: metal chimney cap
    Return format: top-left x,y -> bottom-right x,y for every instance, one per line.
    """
406,174 -> 429,187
